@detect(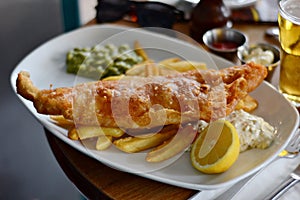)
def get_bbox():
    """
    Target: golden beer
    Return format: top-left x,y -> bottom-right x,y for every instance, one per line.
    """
278,0 -> 300,103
